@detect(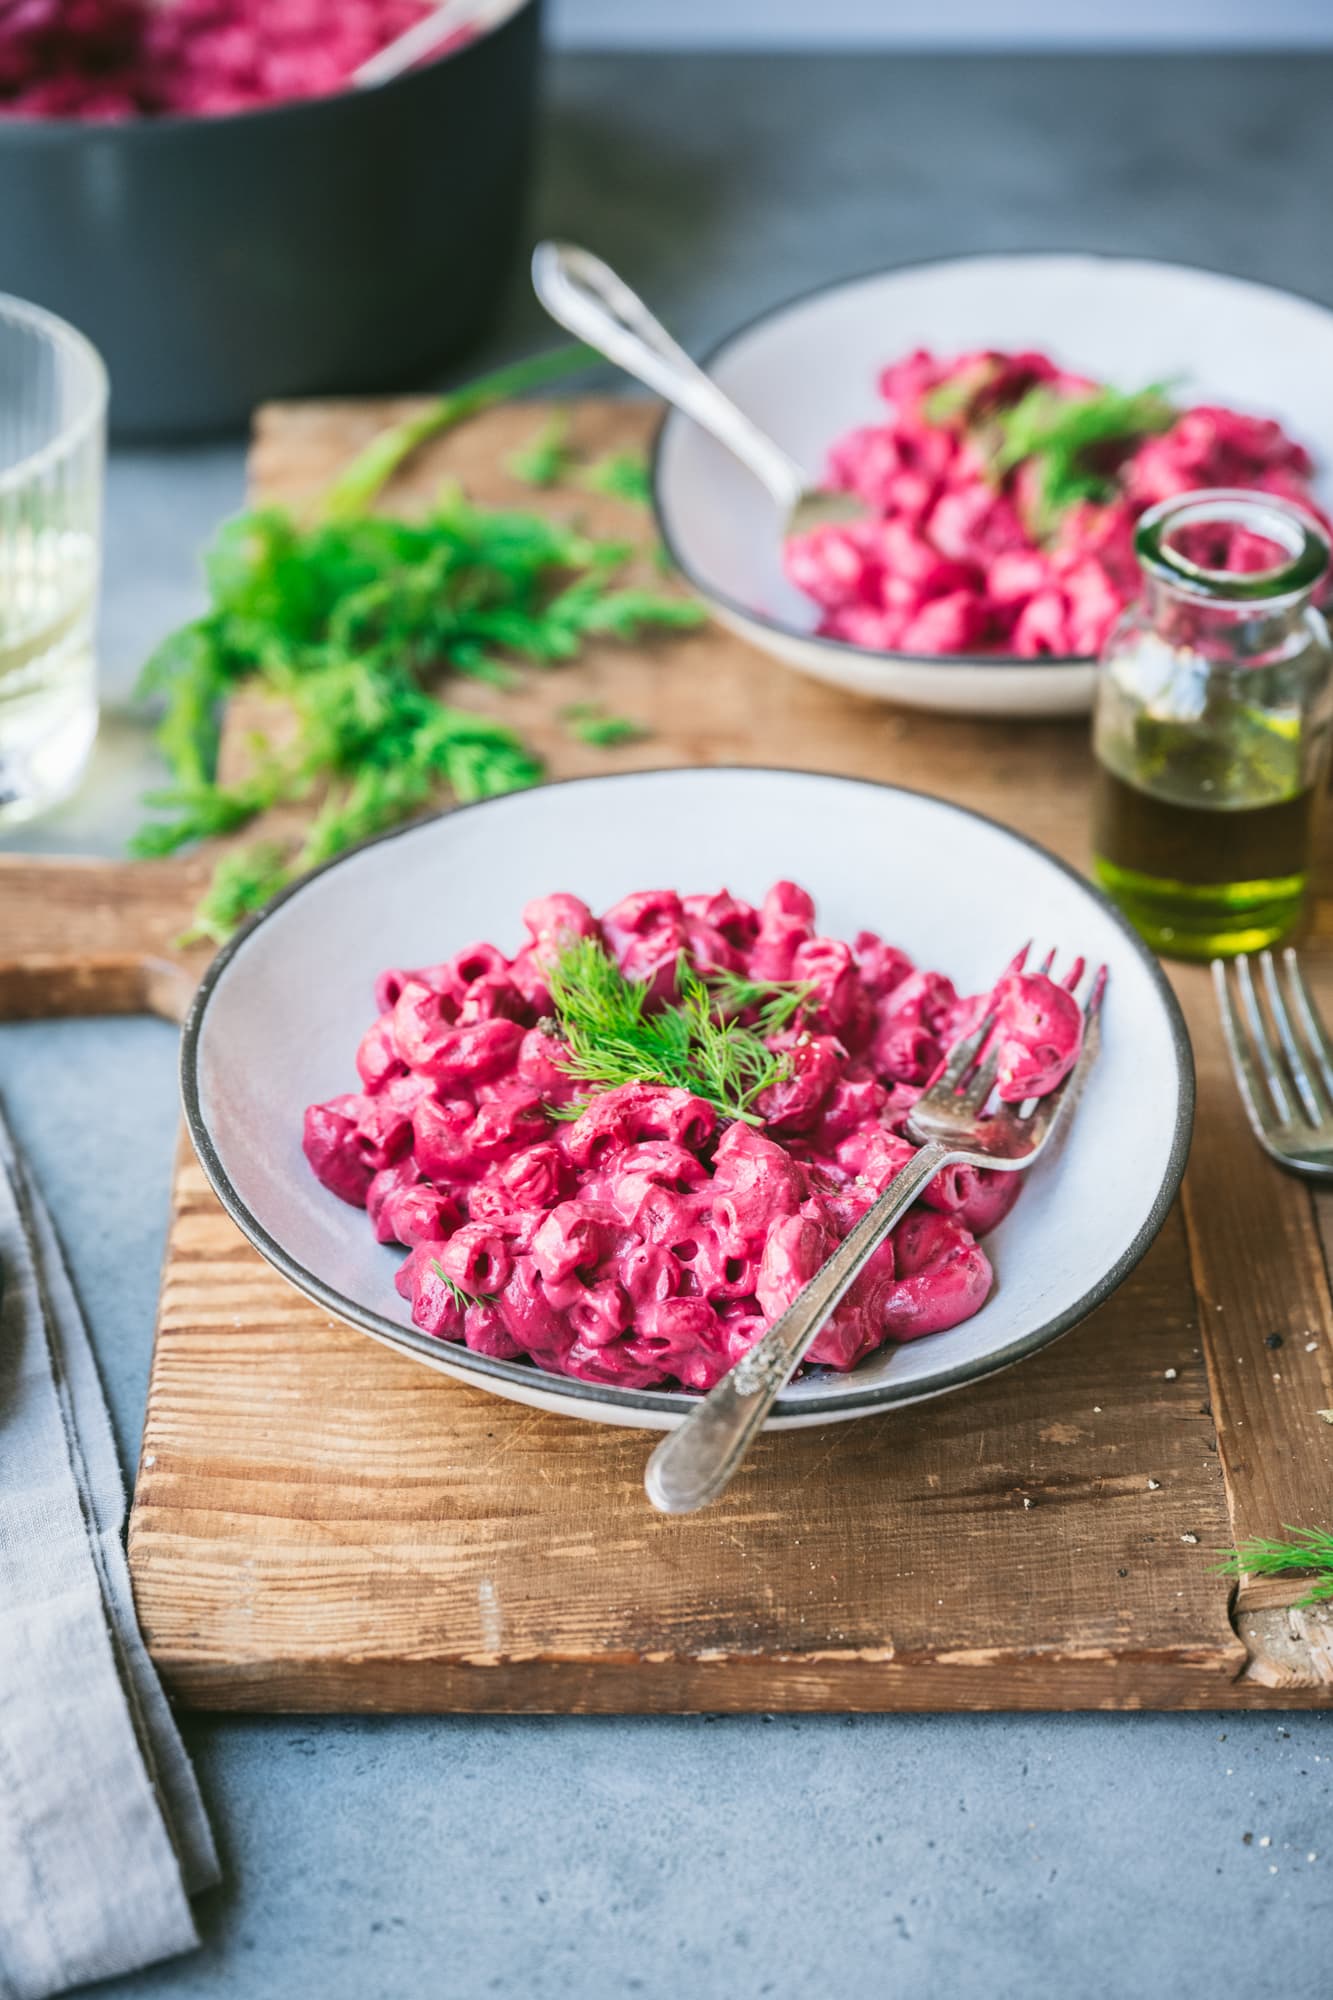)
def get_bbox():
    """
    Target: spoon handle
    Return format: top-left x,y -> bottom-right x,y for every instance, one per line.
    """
531,241 -> 807,512
352,0 -> 512,88
644,1142 -> 953,1515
